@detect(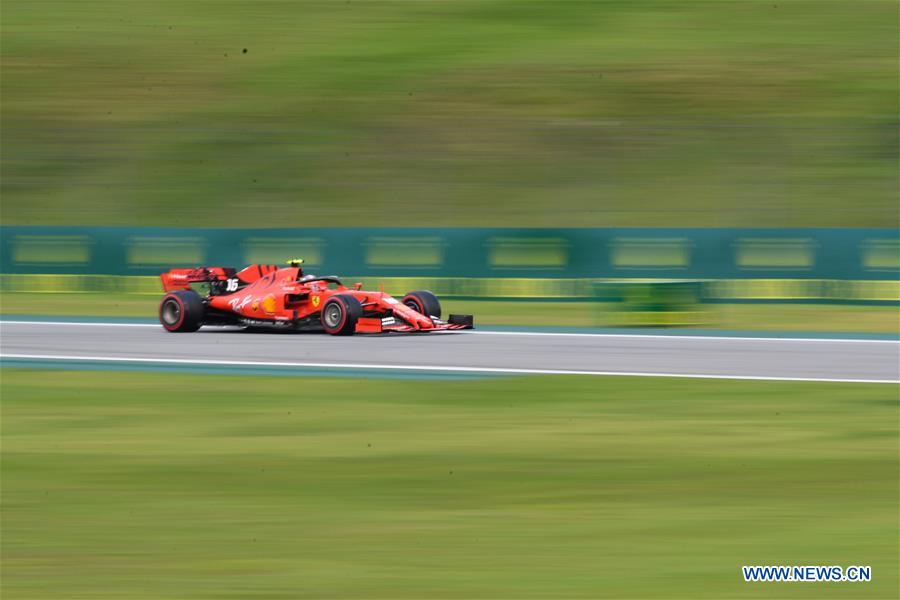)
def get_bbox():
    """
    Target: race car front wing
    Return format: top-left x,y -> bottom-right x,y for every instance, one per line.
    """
357,314 -> 474,334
